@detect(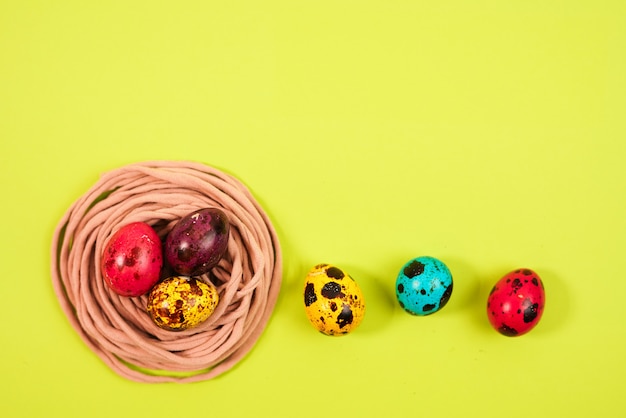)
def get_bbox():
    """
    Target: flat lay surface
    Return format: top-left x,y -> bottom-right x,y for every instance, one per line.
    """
2,1 -> 625,417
